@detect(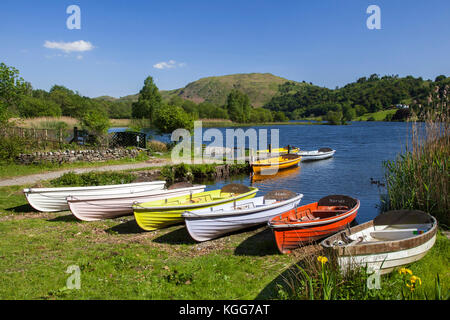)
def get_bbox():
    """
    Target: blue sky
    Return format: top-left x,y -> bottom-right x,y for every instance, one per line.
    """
1,0 -> 449,98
